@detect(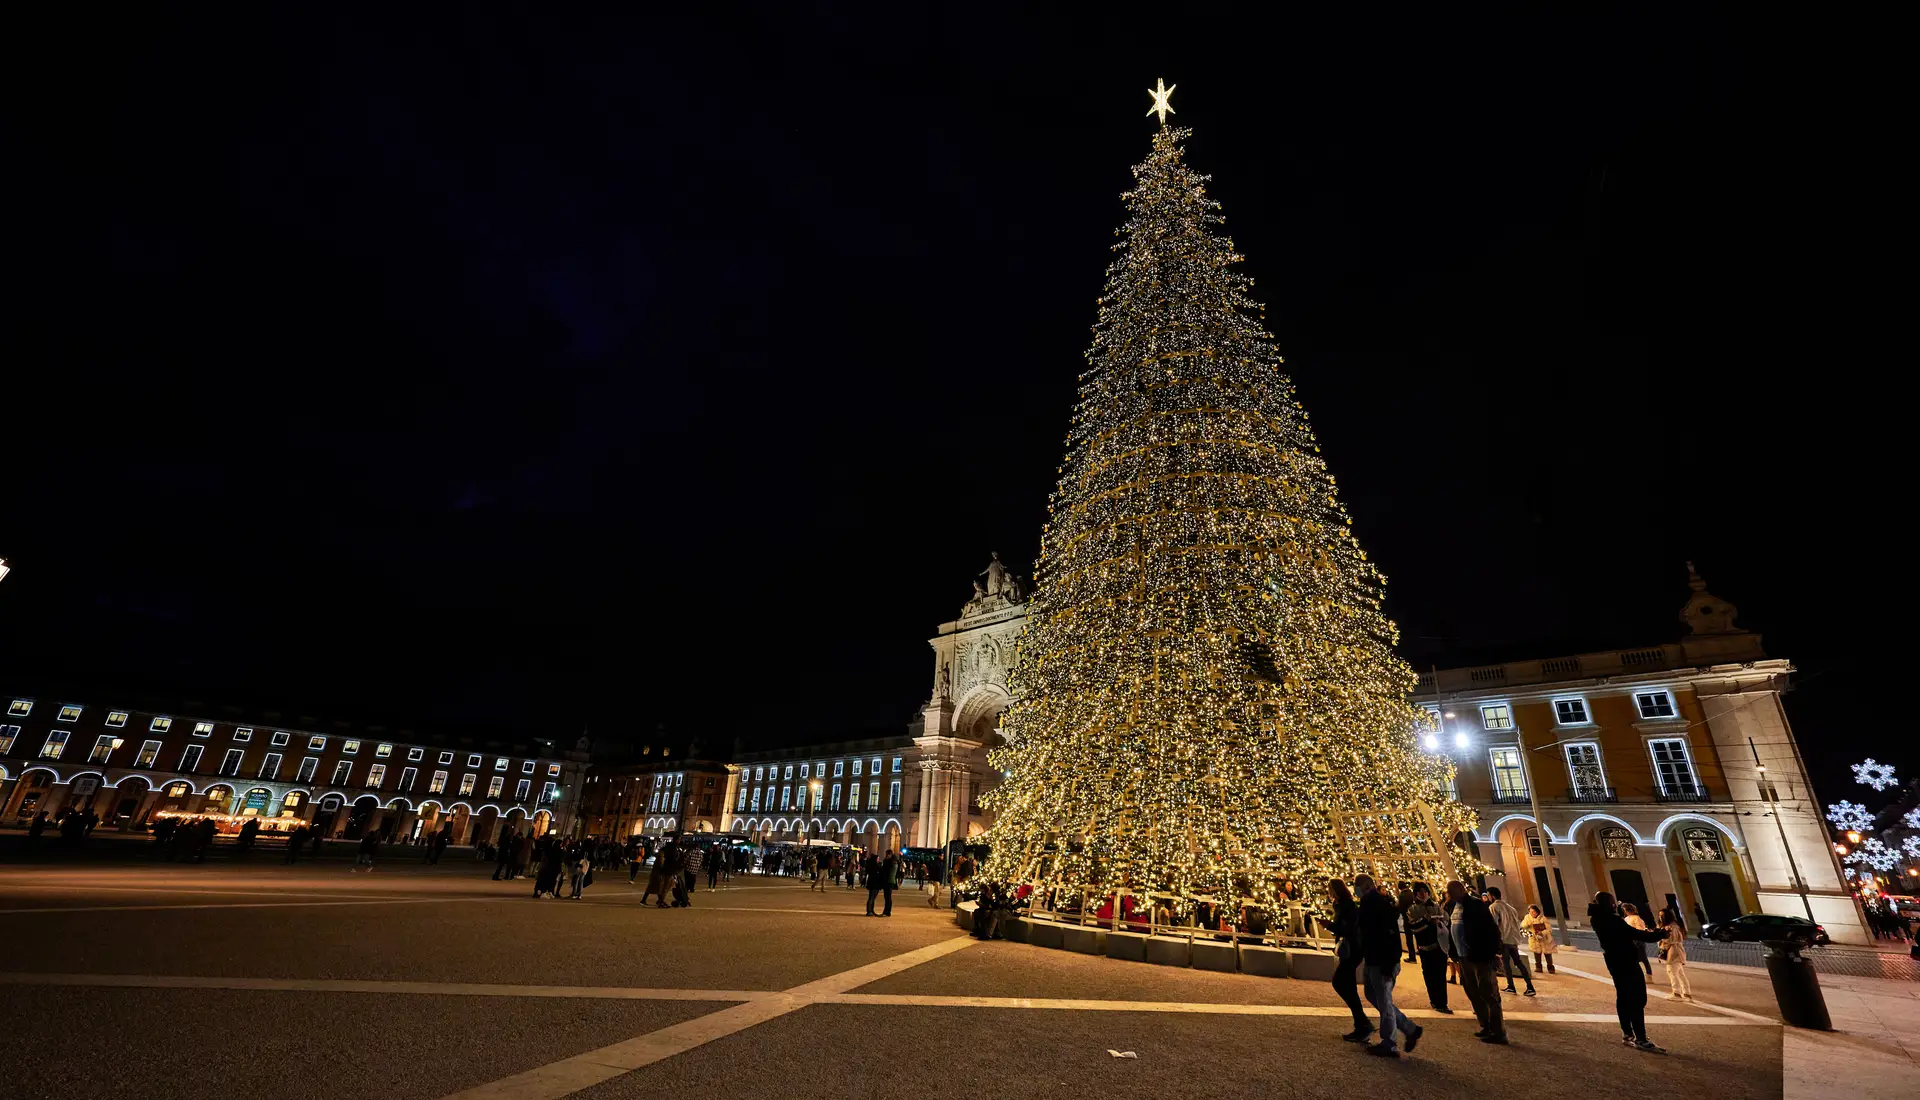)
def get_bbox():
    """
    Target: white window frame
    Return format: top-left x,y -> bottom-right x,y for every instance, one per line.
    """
428,771 -> 448,794
1488,746 -> 1527,798
40,730 -> 71,758
233,727 -> 253,742
1479,703 -> 1514,731
486,776 -> 504,798
1648,737 -> 1699,795
783,765 -> 794,780
780,786 -> 791,810
494,757 -> 508,772
57,705 -> 83,722
376,743 -> 393,758
399,766 -> 417,790
466,754 -> 482,768
540,782 -> 557,805
308,735 -> 326,751
870,757 -> 882,776
179,744 -> 204,772
521,760 -> 534,773
831,783 -> 842,810
515,779 -> 531,801
891,757 -> 902,773
439,751 -> 454,765
889,780 -> 901,810
754,766 -> 765,782
547,763 -> 560,777
89,734 -> 117,763
271,731 -> 290,746
0,725 -> 15,754
407,747 -> 423,761
330,761 -> 352,786
295,757 -> 318,783
1634,690 -> 1677,720
135,739 -> 162,767
8,700 -> 31,717
260,753 -> 283,780
851,759 -> 863,777
367,764 -> 387,789
833,760 -> 844,777
342,741 -> 360,755
105,711 -> 128,728
1552,697 -> 1591,726
458,774 -> 476,796
736,787 -> 749,811
1563,741 -> 1607,796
